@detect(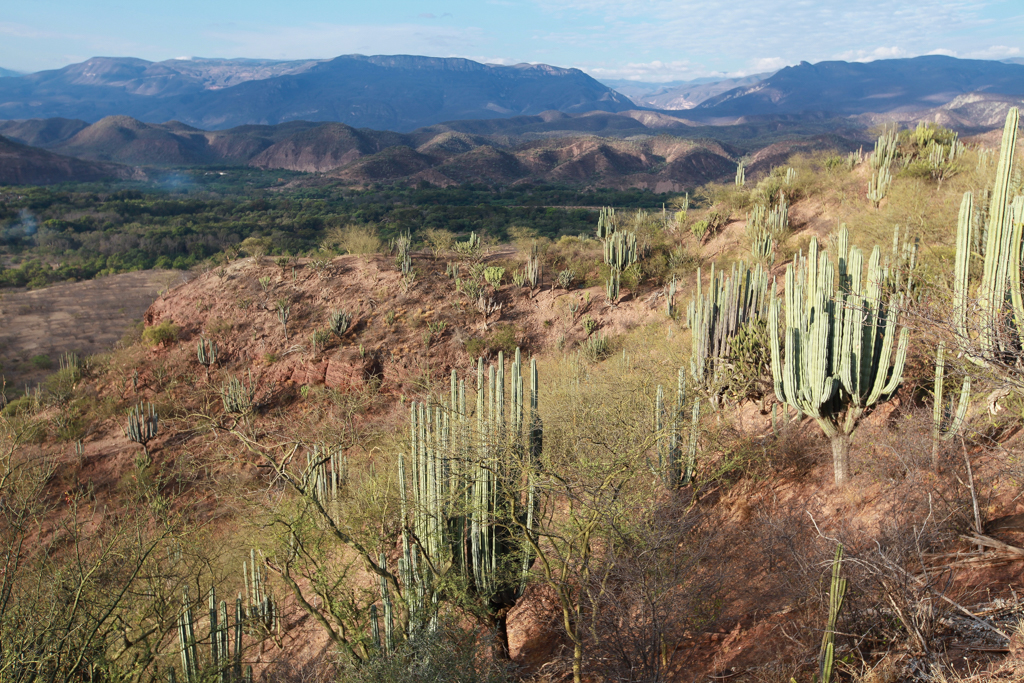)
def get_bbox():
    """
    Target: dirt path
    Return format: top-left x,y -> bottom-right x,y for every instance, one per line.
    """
0,270 -> 185,386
